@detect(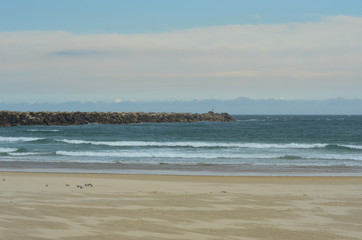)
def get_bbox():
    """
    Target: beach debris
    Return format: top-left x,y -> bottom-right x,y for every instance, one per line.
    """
221,191 -> 227,193
2,178 -> 5,181
46,184 -> 48,187
85,183 -> 93,187
77,185 -> 83,189
66,184 -> 70,187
